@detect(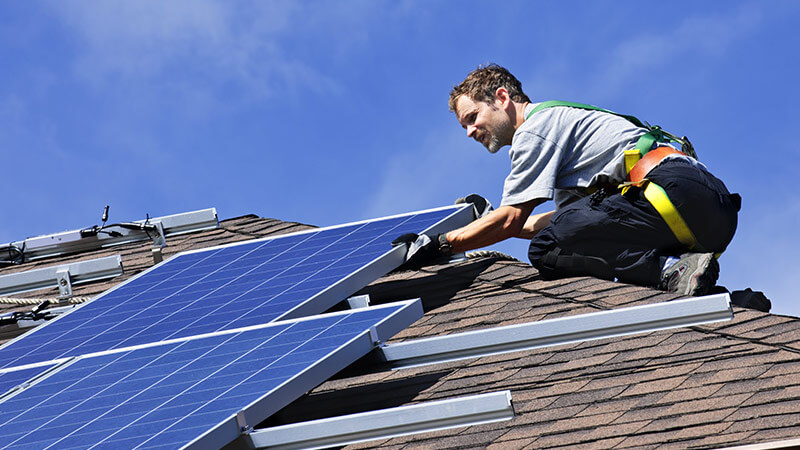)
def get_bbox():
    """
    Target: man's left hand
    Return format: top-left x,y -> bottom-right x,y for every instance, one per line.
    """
455,193 -> 494,219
